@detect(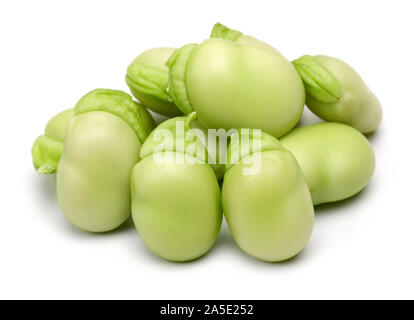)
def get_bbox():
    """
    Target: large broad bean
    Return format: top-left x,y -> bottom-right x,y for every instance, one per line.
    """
280,122 -> 375,205
56,89 -> 154,232
222,129 -> 314,262
131,113 -> 222,261
166,37 -> 305,138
